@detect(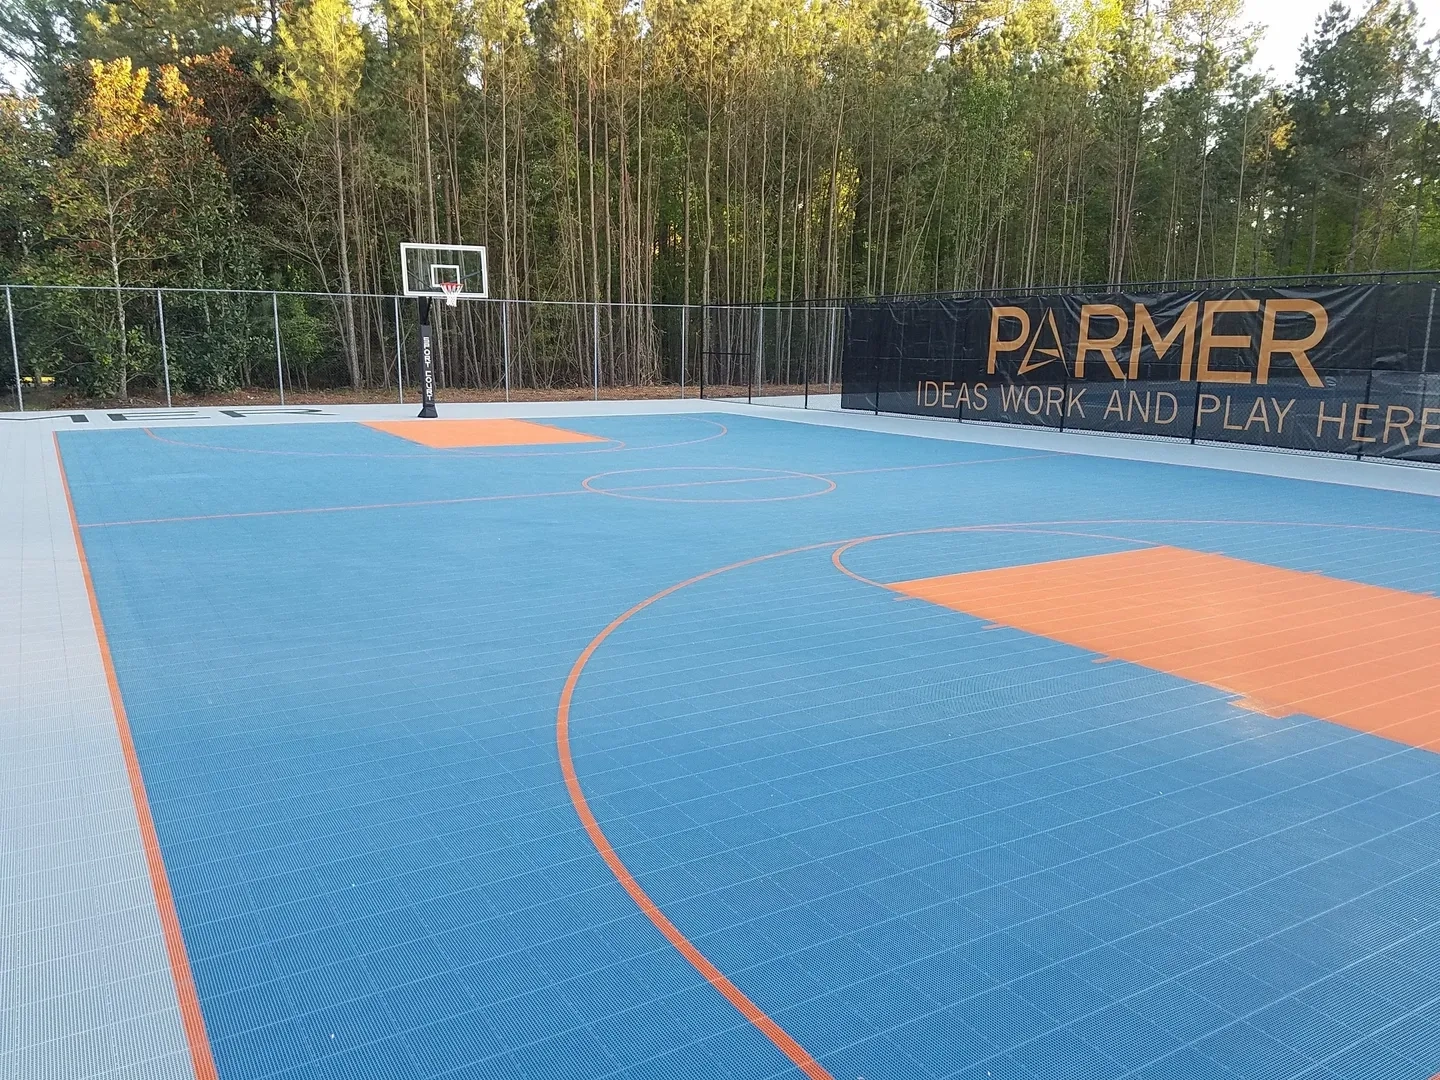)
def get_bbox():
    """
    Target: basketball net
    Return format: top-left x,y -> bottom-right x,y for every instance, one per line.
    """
440,280 -> 462,307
